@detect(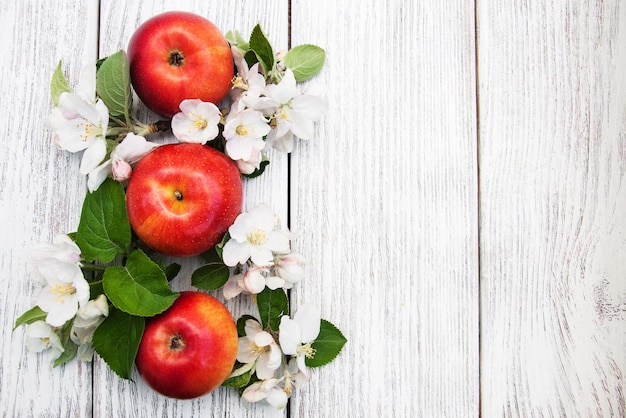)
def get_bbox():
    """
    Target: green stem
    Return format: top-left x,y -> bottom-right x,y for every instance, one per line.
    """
81,264 -> 108,272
